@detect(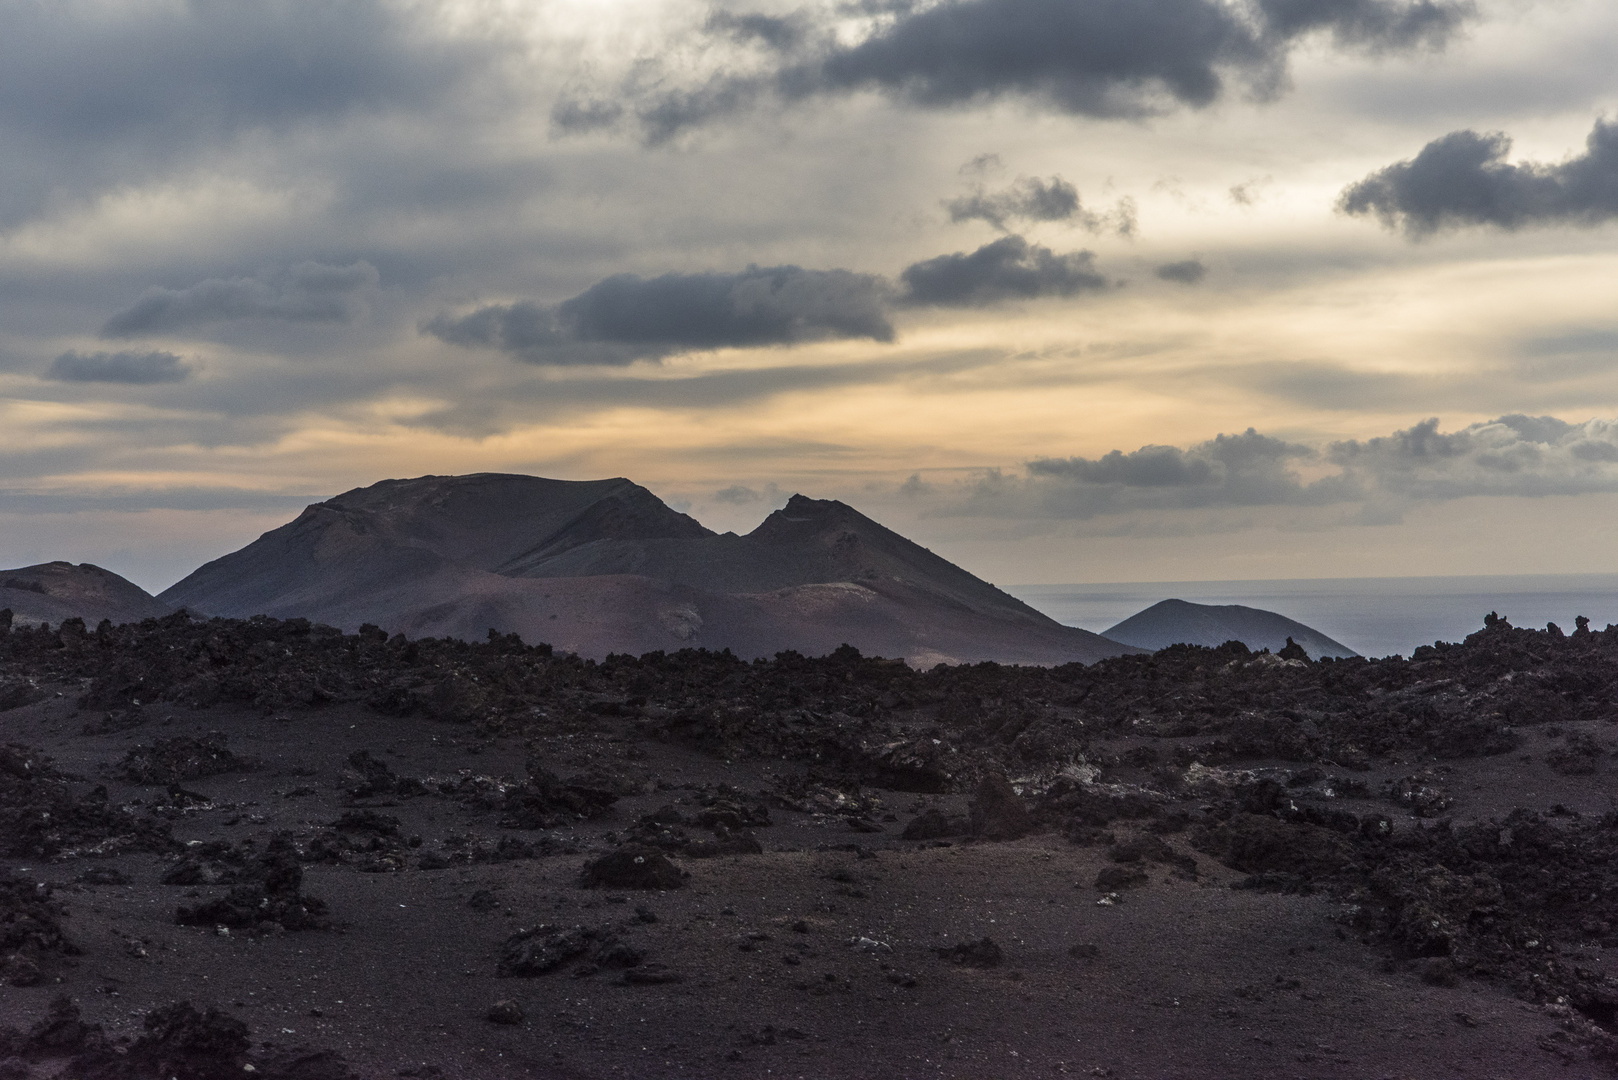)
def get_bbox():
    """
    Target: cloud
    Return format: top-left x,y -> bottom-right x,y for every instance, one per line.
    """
946,175 -> 1078,228
549,96 -> 625,134
100,261 -> 379,338
714,484 -> 764,503
617,0 -> 1474,140
1022,428 -> 1333,515
0,1 -> 499,224
1324,414 -> 1618,499
423,265 -> 894,365
45,350 -> 190,384
1252,0 -> 1474,51
899,236 -> 1109,307
945,175 -> 1136,235
427,239 -> 1118,364
1155,259 -> 1207,284
713,480 -> 785,505
934,415 -> 1618,522
1339,118 -> 1618,236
